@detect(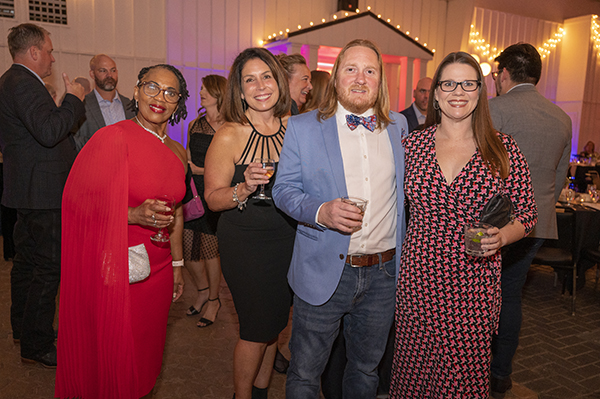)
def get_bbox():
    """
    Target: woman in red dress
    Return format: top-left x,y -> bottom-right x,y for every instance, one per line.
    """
390,52 -> 537,398
55,64 -> 189,399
